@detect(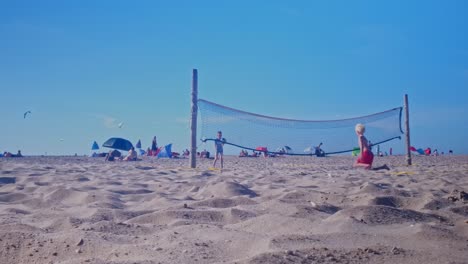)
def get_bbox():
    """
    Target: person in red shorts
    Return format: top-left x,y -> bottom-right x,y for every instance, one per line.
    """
353,123 -> 389,170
